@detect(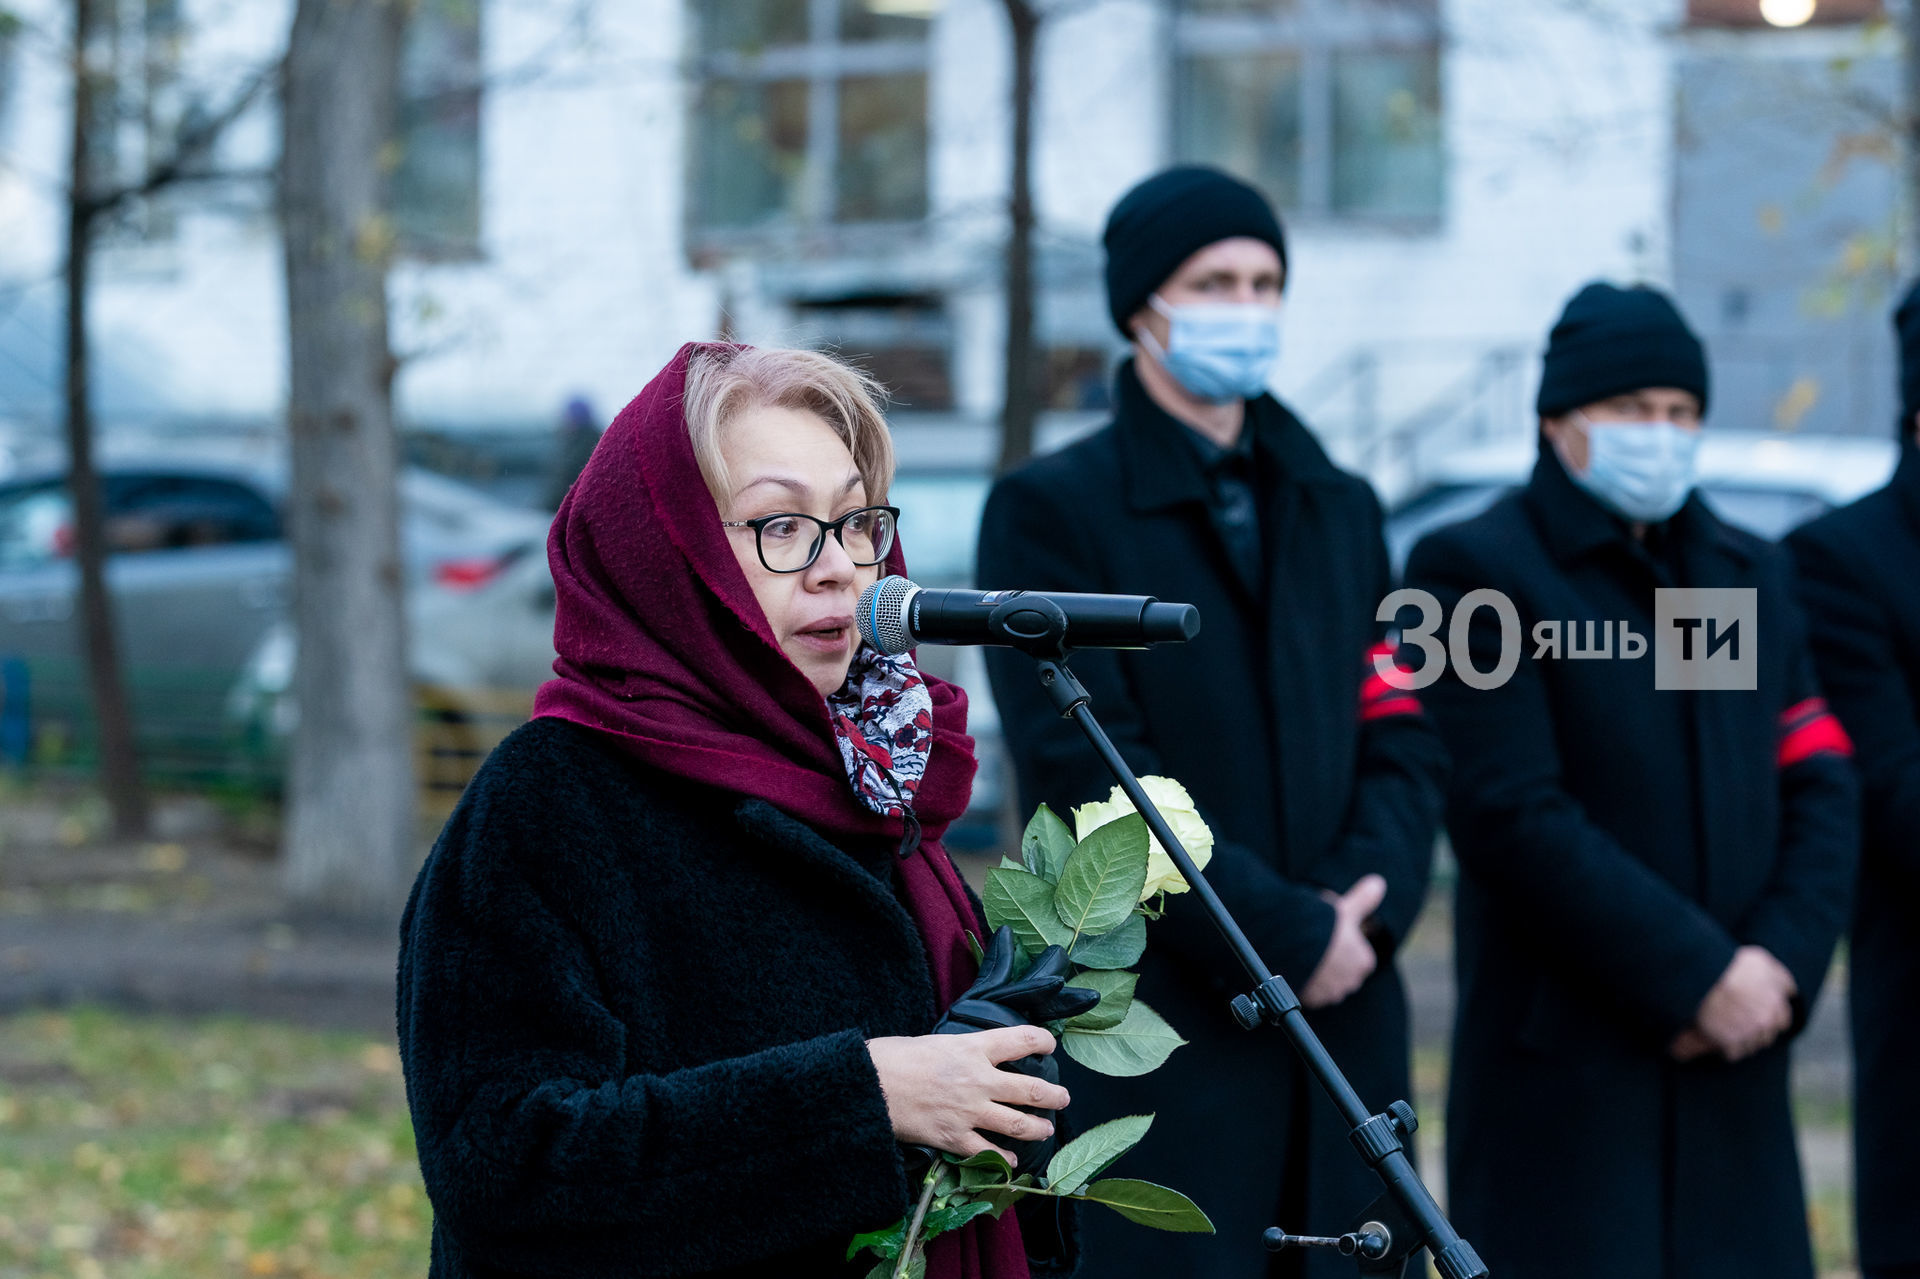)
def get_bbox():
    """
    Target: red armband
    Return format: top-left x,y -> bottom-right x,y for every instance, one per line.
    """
1360,640 -> 1423,723
1777,697 -> 1852,768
